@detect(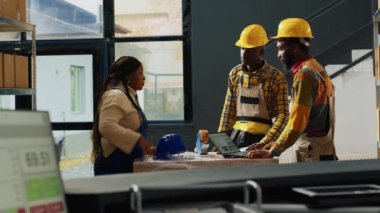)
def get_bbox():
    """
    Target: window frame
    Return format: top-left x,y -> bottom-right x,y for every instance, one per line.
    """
108,0 -> 192,123
0,0 -> 191,132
